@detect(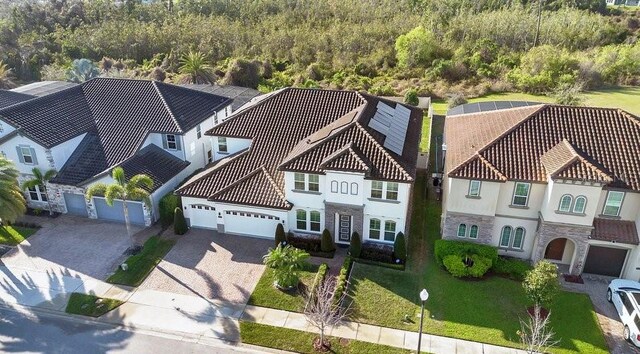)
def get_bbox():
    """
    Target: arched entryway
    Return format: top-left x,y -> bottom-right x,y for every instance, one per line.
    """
544,238 -> 577,273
